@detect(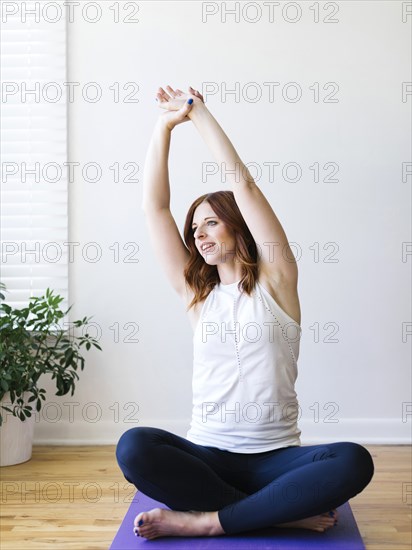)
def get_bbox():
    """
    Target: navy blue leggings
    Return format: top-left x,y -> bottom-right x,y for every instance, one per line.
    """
116,426 -> 374,535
